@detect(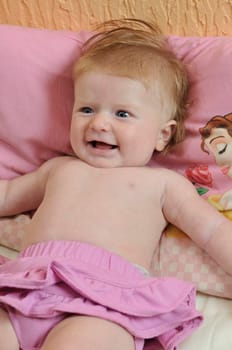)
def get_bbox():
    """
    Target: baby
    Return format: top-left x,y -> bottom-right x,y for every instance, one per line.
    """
0,19 -> 231,350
